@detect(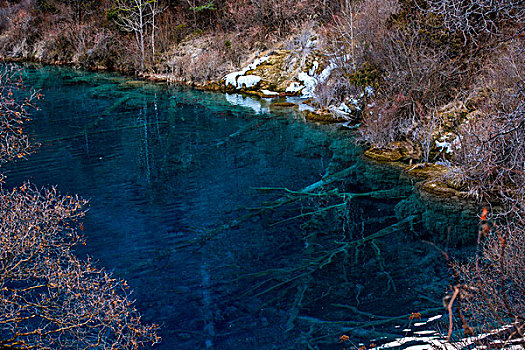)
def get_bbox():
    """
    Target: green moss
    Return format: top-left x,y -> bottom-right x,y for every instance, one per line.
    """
406,163 -> 448,180
364,147 -> 403,162
192,29 -> 204,37
348,61 -> 381,89
175,23 -> 188,31
37,0 -> 58,13
272,102 -> 296,107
